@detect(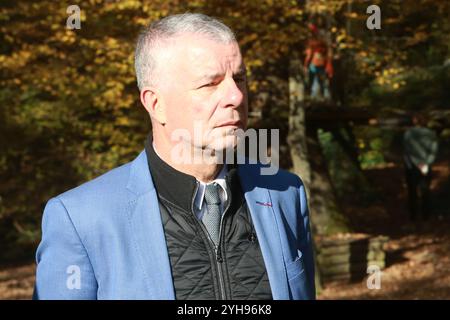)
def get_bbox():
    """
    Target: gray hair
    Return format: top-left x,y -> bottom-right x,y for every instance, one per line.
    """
134,13 -> 237,91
